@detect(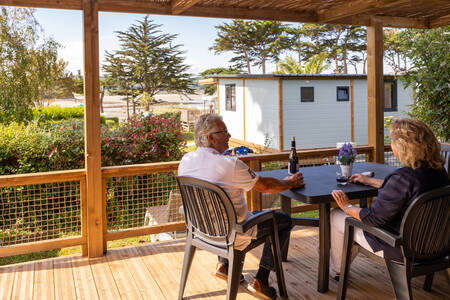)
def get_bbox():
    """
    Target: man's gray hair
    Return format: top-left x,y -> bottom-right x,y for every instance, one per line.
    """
194,113 -> 223,147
